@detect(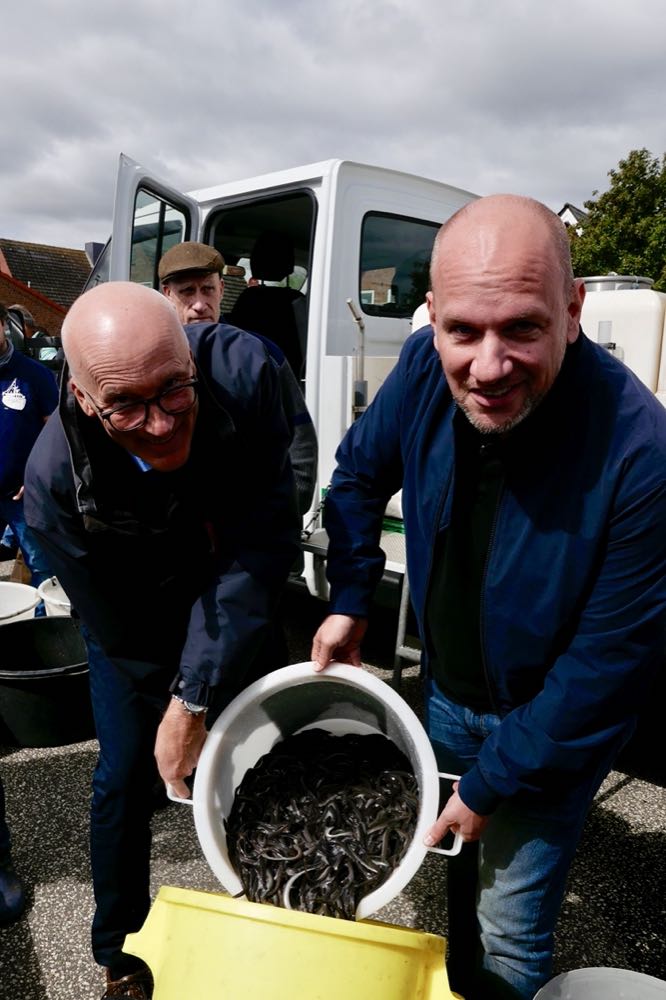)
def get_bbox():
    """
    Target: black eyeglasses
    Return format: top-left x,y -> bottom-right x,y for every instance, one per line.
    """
90,378 -> 199,432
